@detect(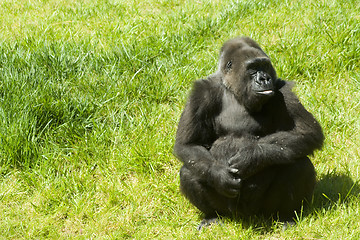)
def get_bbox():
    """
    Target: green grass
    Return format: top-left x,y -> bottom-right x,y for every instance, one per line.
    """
0,0 -> 359,238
